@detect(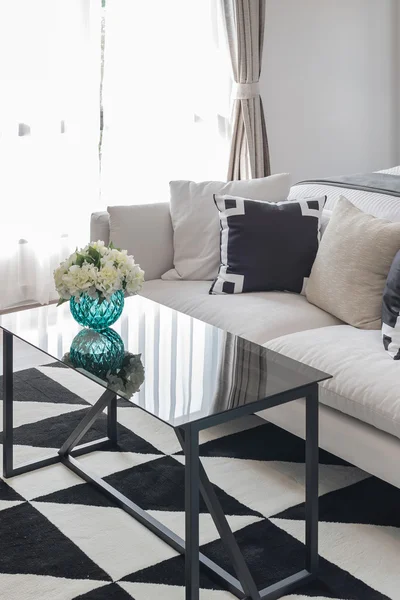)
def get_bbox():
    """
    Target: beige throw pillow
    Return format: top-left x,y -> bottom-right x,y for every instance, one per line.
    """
306,196 -> 400,329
